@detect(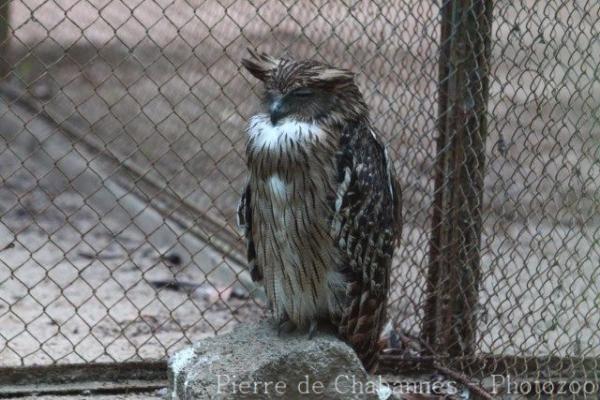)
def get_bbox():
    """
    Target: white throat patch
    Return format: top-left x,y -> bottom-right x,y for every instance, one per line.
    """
247,114 -> 325,150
